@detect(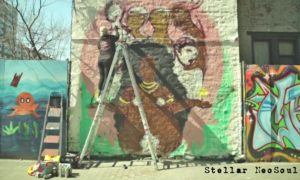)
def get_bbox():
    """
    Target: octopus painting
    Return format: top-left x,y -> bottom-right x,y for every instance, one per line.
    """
8,92 -> 41,118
